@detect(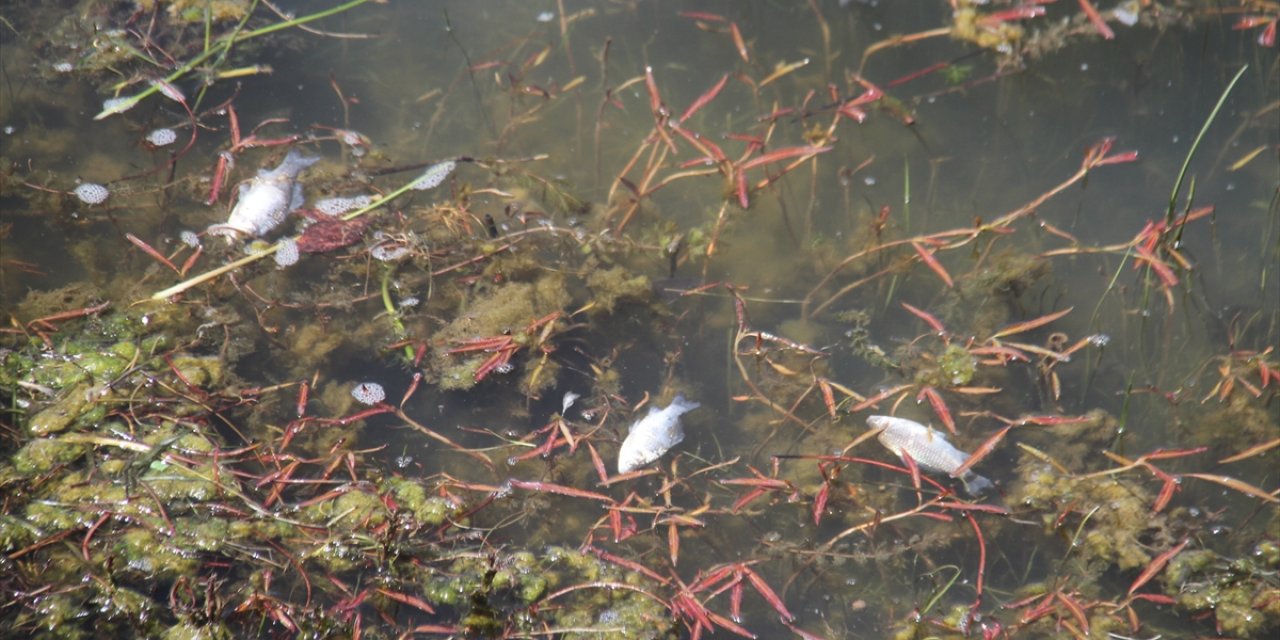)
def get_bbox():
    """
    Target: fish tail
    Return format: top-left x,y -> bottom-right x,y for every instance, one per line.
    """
672,394 -> 701,411
962,472 -> 994,496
